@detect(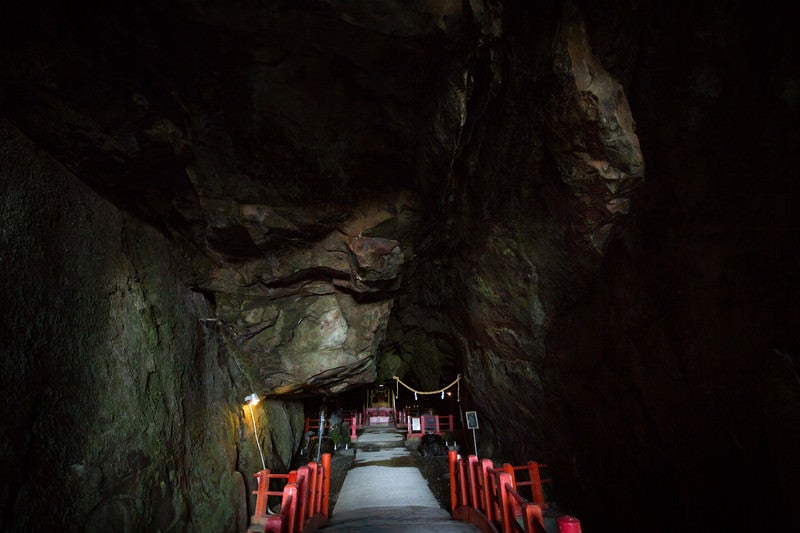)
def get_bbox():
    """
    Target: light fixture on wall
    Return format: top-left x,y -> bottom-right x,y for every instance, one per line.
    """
244,393 -> 267,471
